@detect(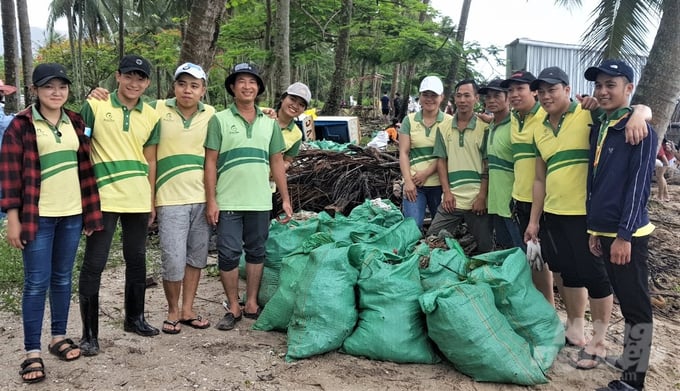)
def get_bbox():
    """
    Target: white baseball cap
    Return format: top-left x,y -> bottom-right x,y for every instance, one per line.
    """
286,82 -> 312,106
419,76 -> 443,95
174,62 -> 207,81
